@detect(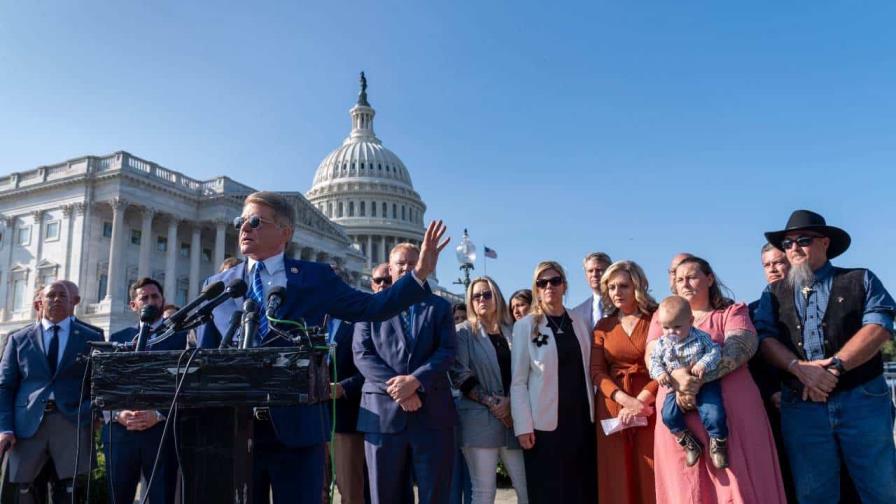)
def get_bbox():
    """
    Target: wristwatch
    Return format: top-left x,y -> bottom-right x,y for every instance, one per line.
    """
829,356 -> 846,374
